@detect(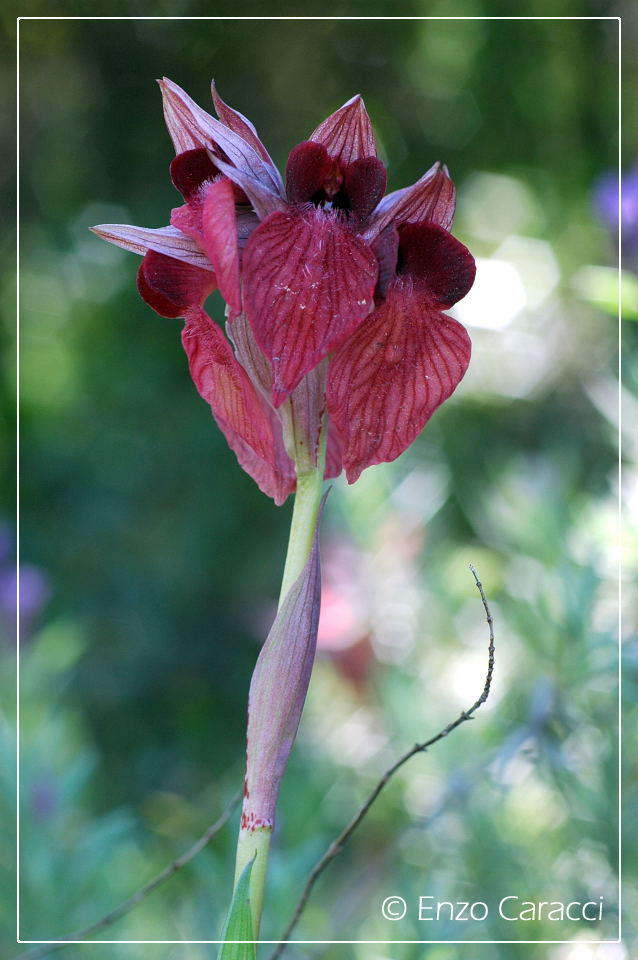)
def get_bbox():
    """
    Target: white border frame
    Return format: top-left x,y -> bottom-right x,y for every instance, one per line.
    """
15,13 -> 624,950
